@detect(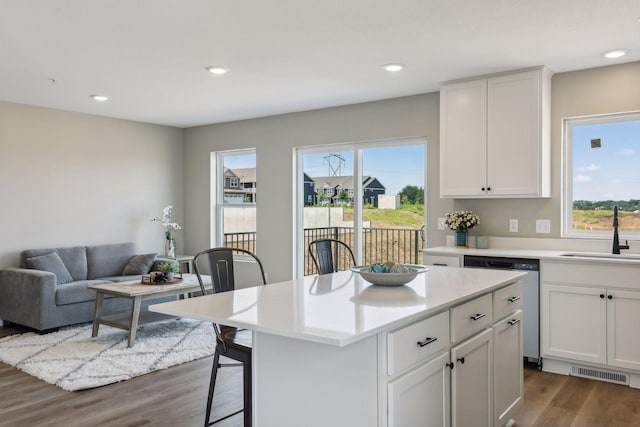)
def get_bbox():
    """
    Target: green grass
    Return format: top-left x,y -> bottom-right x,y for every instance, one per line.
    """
342,205 -> 423,228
